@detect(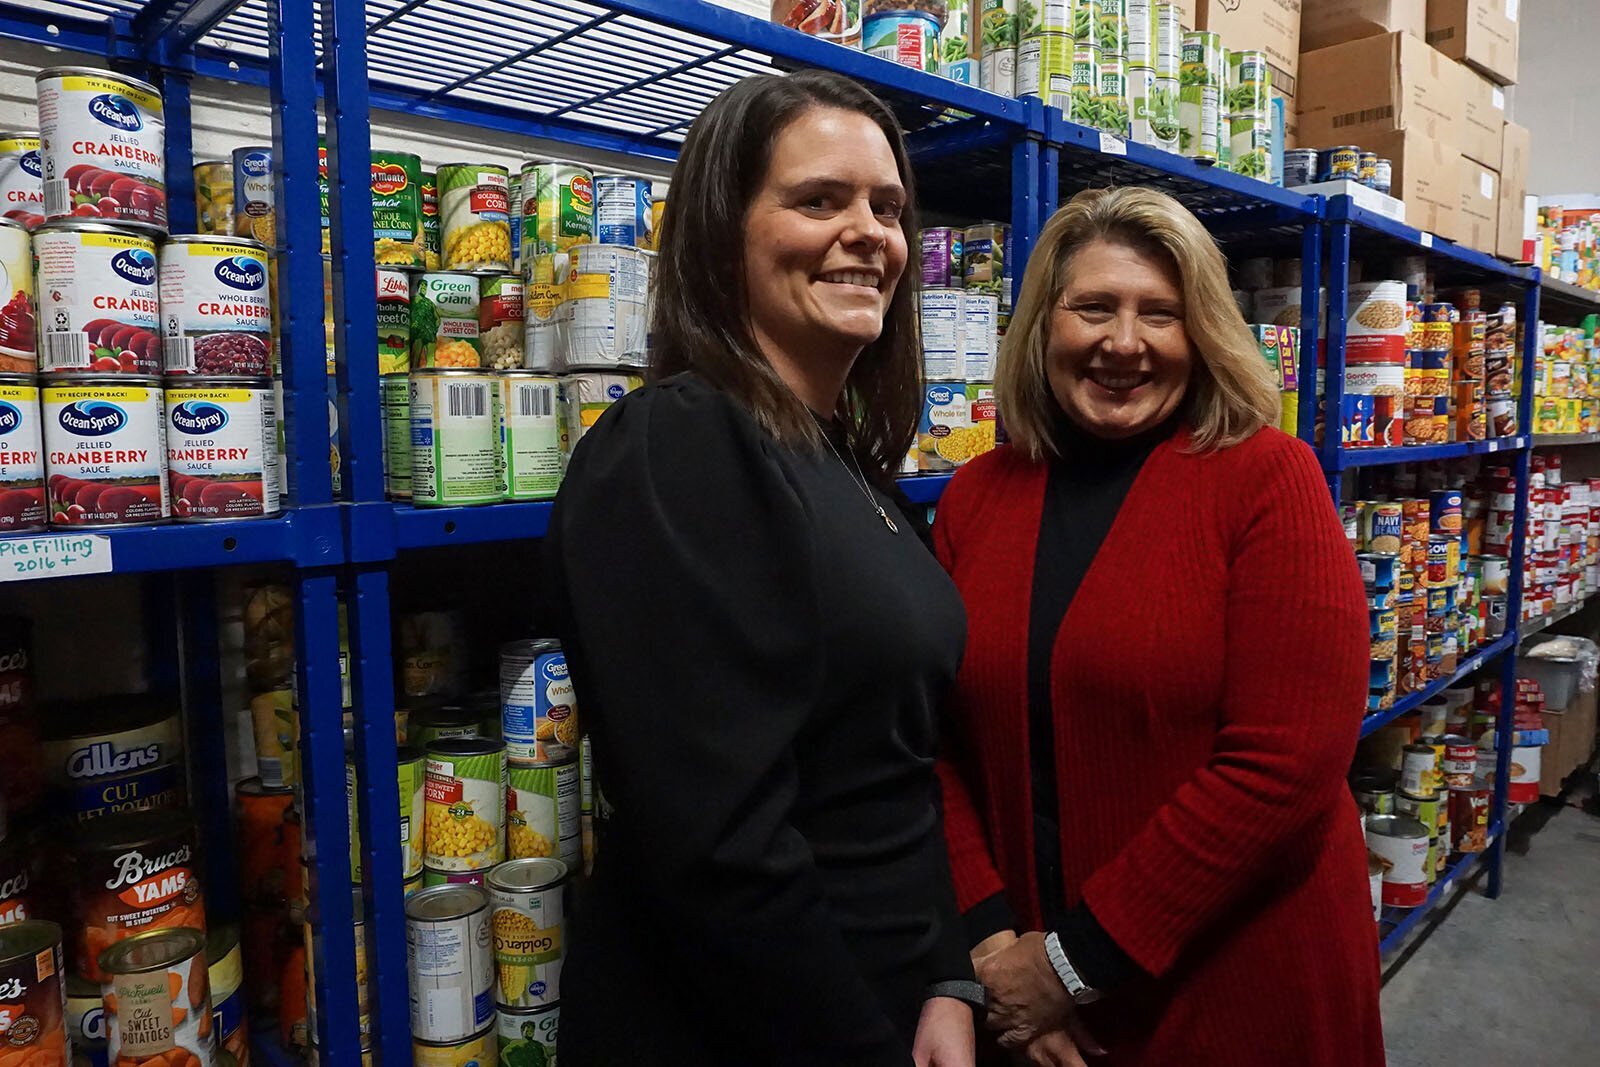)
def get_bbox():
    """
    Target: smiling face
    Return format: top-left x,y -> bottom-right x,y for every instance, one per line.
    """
1045,238 -> 1196,440
742,106 -> 909,389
